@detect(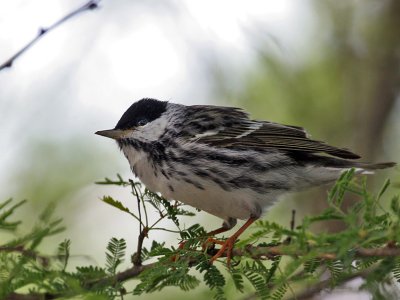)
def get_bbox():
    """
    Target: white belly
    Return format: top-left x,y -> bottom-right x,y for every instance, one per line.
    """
128,151 -> 262,221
